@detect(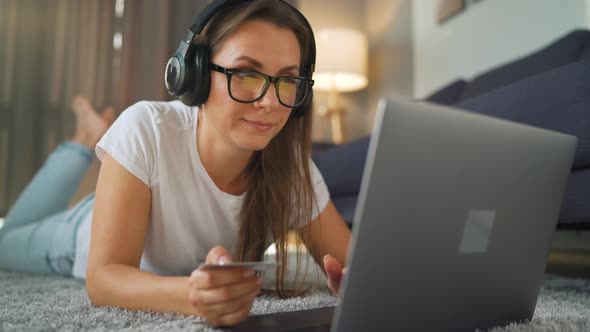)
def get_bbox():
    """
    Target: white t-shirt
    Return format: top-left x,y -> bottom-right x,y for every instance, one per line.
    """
71,100 -> 330,279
